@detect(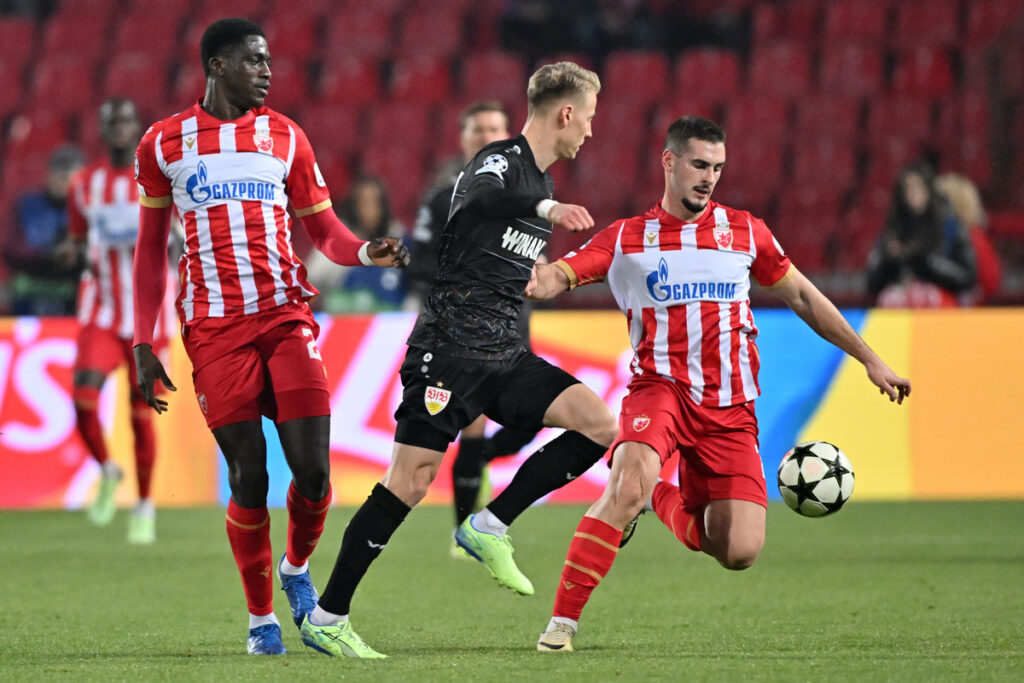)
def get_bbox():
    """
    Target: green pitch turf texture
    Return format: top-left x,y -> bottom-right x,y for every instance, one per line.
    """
1,502 -> 1021,681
